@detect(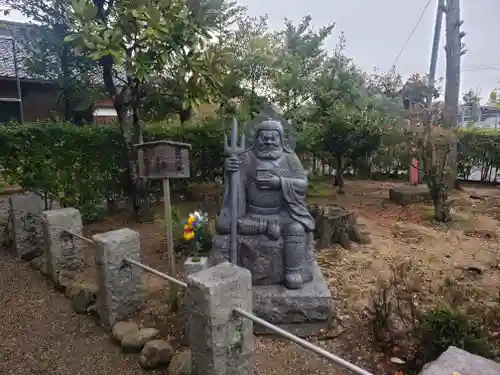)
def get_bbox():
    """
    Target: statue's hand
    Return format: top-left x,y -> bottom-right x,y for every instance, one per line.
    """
255,175 -> 281,190
266,219 -> 280,240
225,156 -> 241,173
